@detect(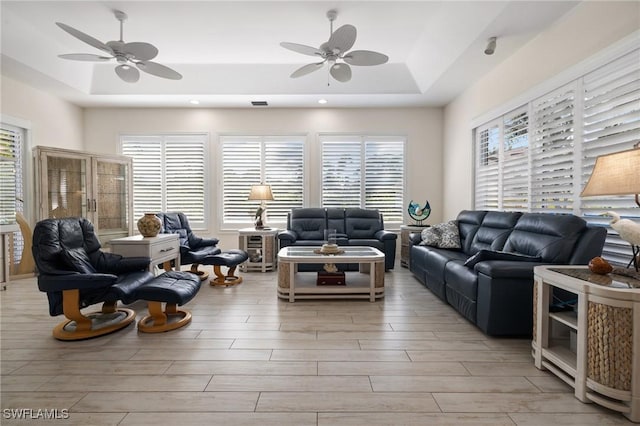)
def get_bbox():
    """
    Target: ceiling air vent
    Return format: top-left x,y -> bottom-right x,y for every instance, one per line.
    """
251,101 -> 268,106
